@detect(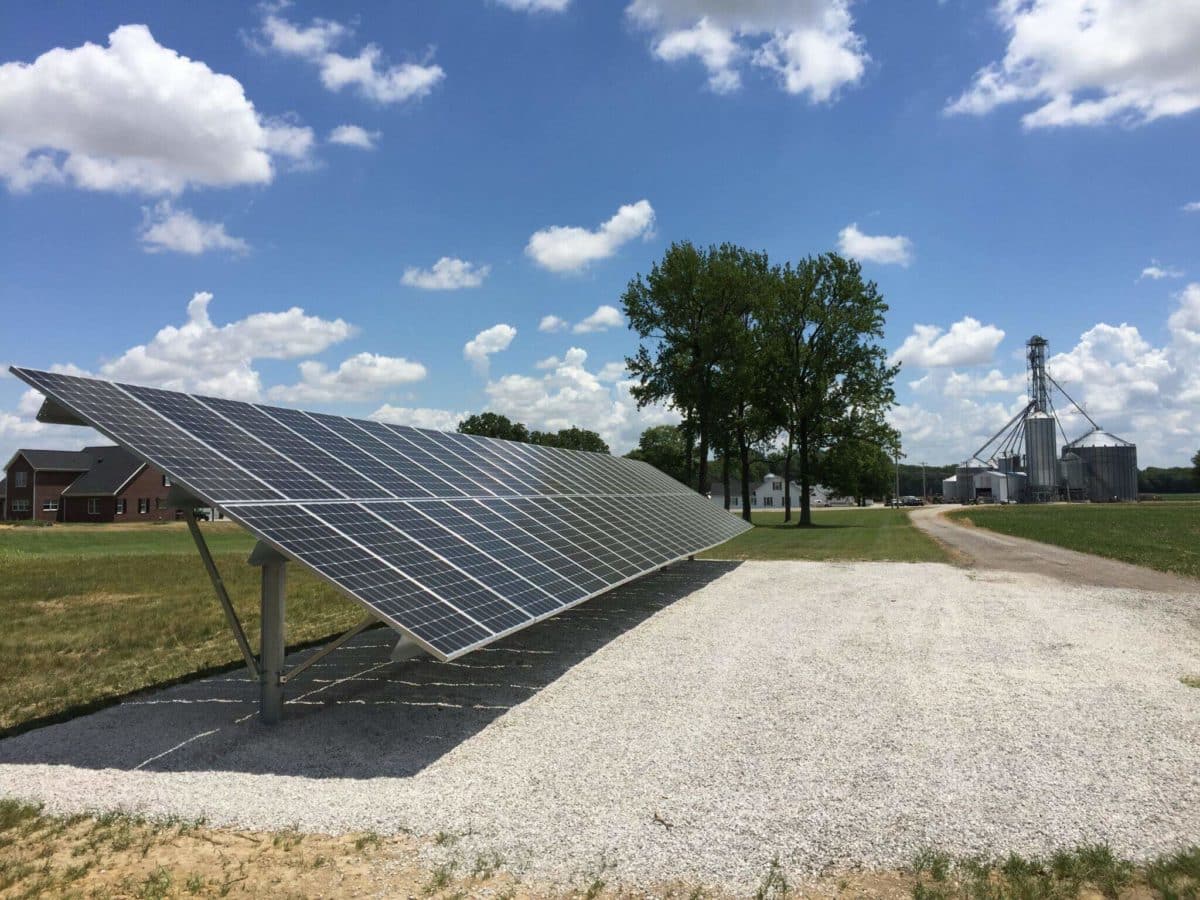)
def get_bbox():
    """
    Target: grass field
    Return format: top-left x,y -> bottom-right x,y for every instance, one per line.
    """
699,507 -> 949,563
949,502 -> 1200,580
0,522 -> 357,733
